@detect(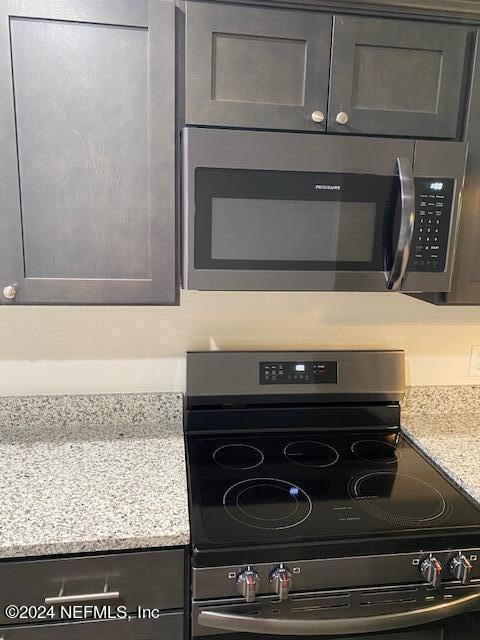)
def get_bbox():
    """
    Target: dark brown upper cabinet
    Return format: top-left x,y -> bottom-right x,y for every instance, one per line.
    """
185,3 -> 471,141
328,15 -> 470,138
185,2 -> 332,132
0,0 -> 177,305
